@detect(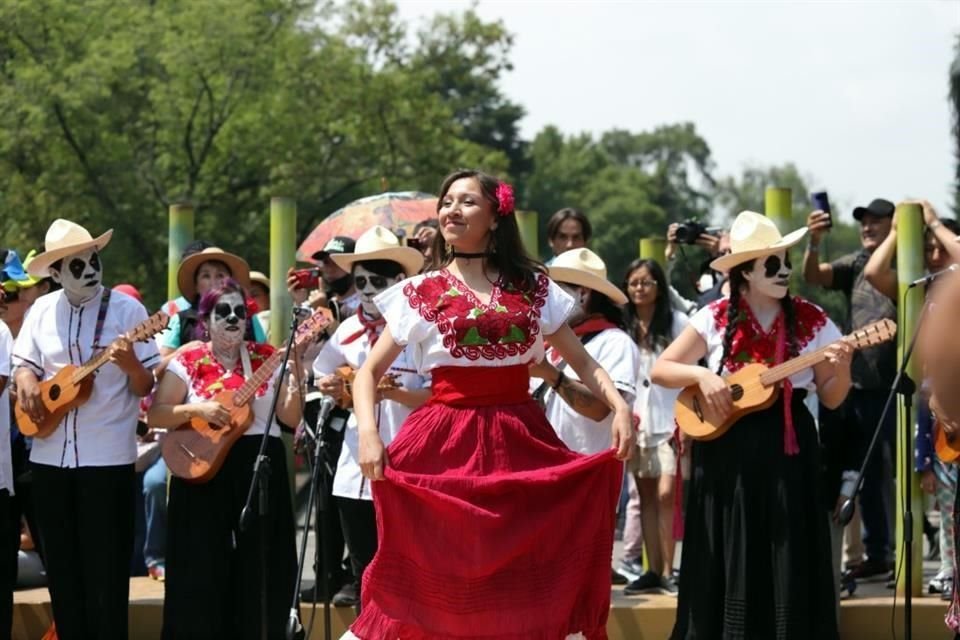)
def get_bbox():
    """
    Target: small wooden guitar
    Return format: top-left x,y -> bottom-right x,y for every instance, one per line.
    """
162,308 -> 332,483
934,419 -> 960,464
333,365 -> 399,409
676,319 -> 897,441
15,311 -> 170,439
